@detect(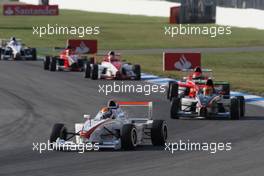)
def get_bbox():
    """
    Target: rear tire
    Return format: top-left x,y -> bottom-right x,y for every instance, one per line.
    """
84,62 -> 91,78
121,124 -> 137,150
168,82 -> 178,101
91,64 -> 99,80
171,97 -> 181,119
50,57 -> 57,72
133,64 -> 141,80
230,98 -> 240,120
223,84 -> 230,99
44,56 -> 50,70
50,123 -> 68,143
31,48 -> 37,60
151,120 -> 168,146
